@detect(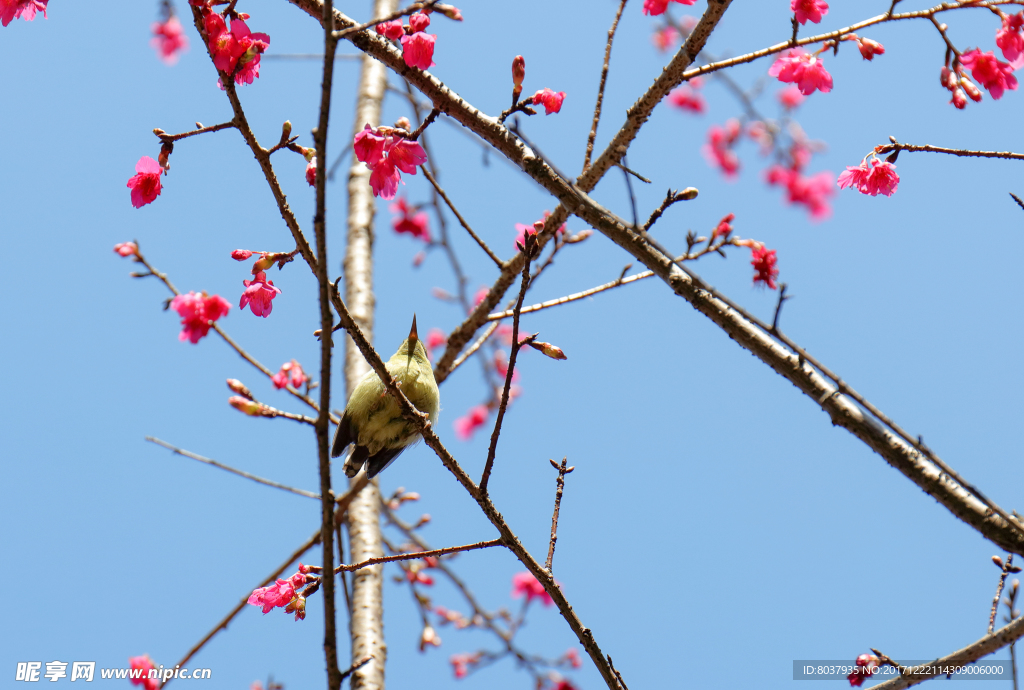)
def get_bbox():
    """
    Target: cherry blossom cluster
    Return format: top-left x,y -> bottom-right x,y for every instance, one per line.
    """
126,156 -> 166,208
846,653 -> 879,687
764,136 -> 835,220
353,124 -> 428,199
128,655 -> 159,690
668,75 -> 706,114
641,0 -> 695,17
375,10 -> 444,71
192,1 -> 270,88
271,360 -> 308,390
838,156 -> 899,197
247,566 -> 310,621
709,215 -> 781,290
170,292 -> 232,343
0,0 -> 46,27
231,249 -> 292,317
391,197 -> 432,242
151,4 -> 188,65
